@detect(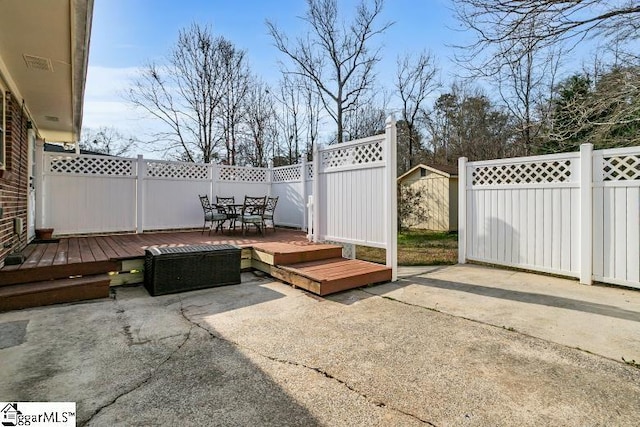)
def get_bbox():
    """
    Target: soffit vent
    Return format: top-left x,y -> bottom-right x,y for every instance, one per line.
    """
23,54 -> 54,72
44,116 -> 60,122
